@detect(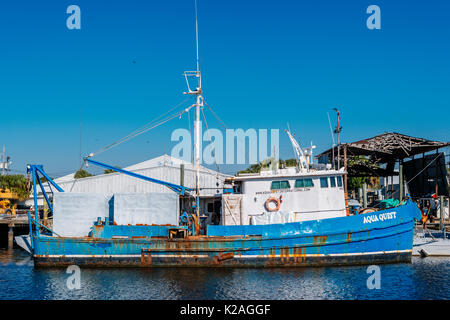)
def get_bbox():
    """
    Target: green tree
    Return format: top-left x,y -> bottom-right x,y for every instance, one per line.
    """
0,174 -> 30,200
347,156 -> 380,191
38,176 -> 53,183
237,163 -> 261,174
104,166 -> 121,174
74,169 -> 93,179
238,158 -> 298,174
348,176 -> 367,191
279,158 -> 297,168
